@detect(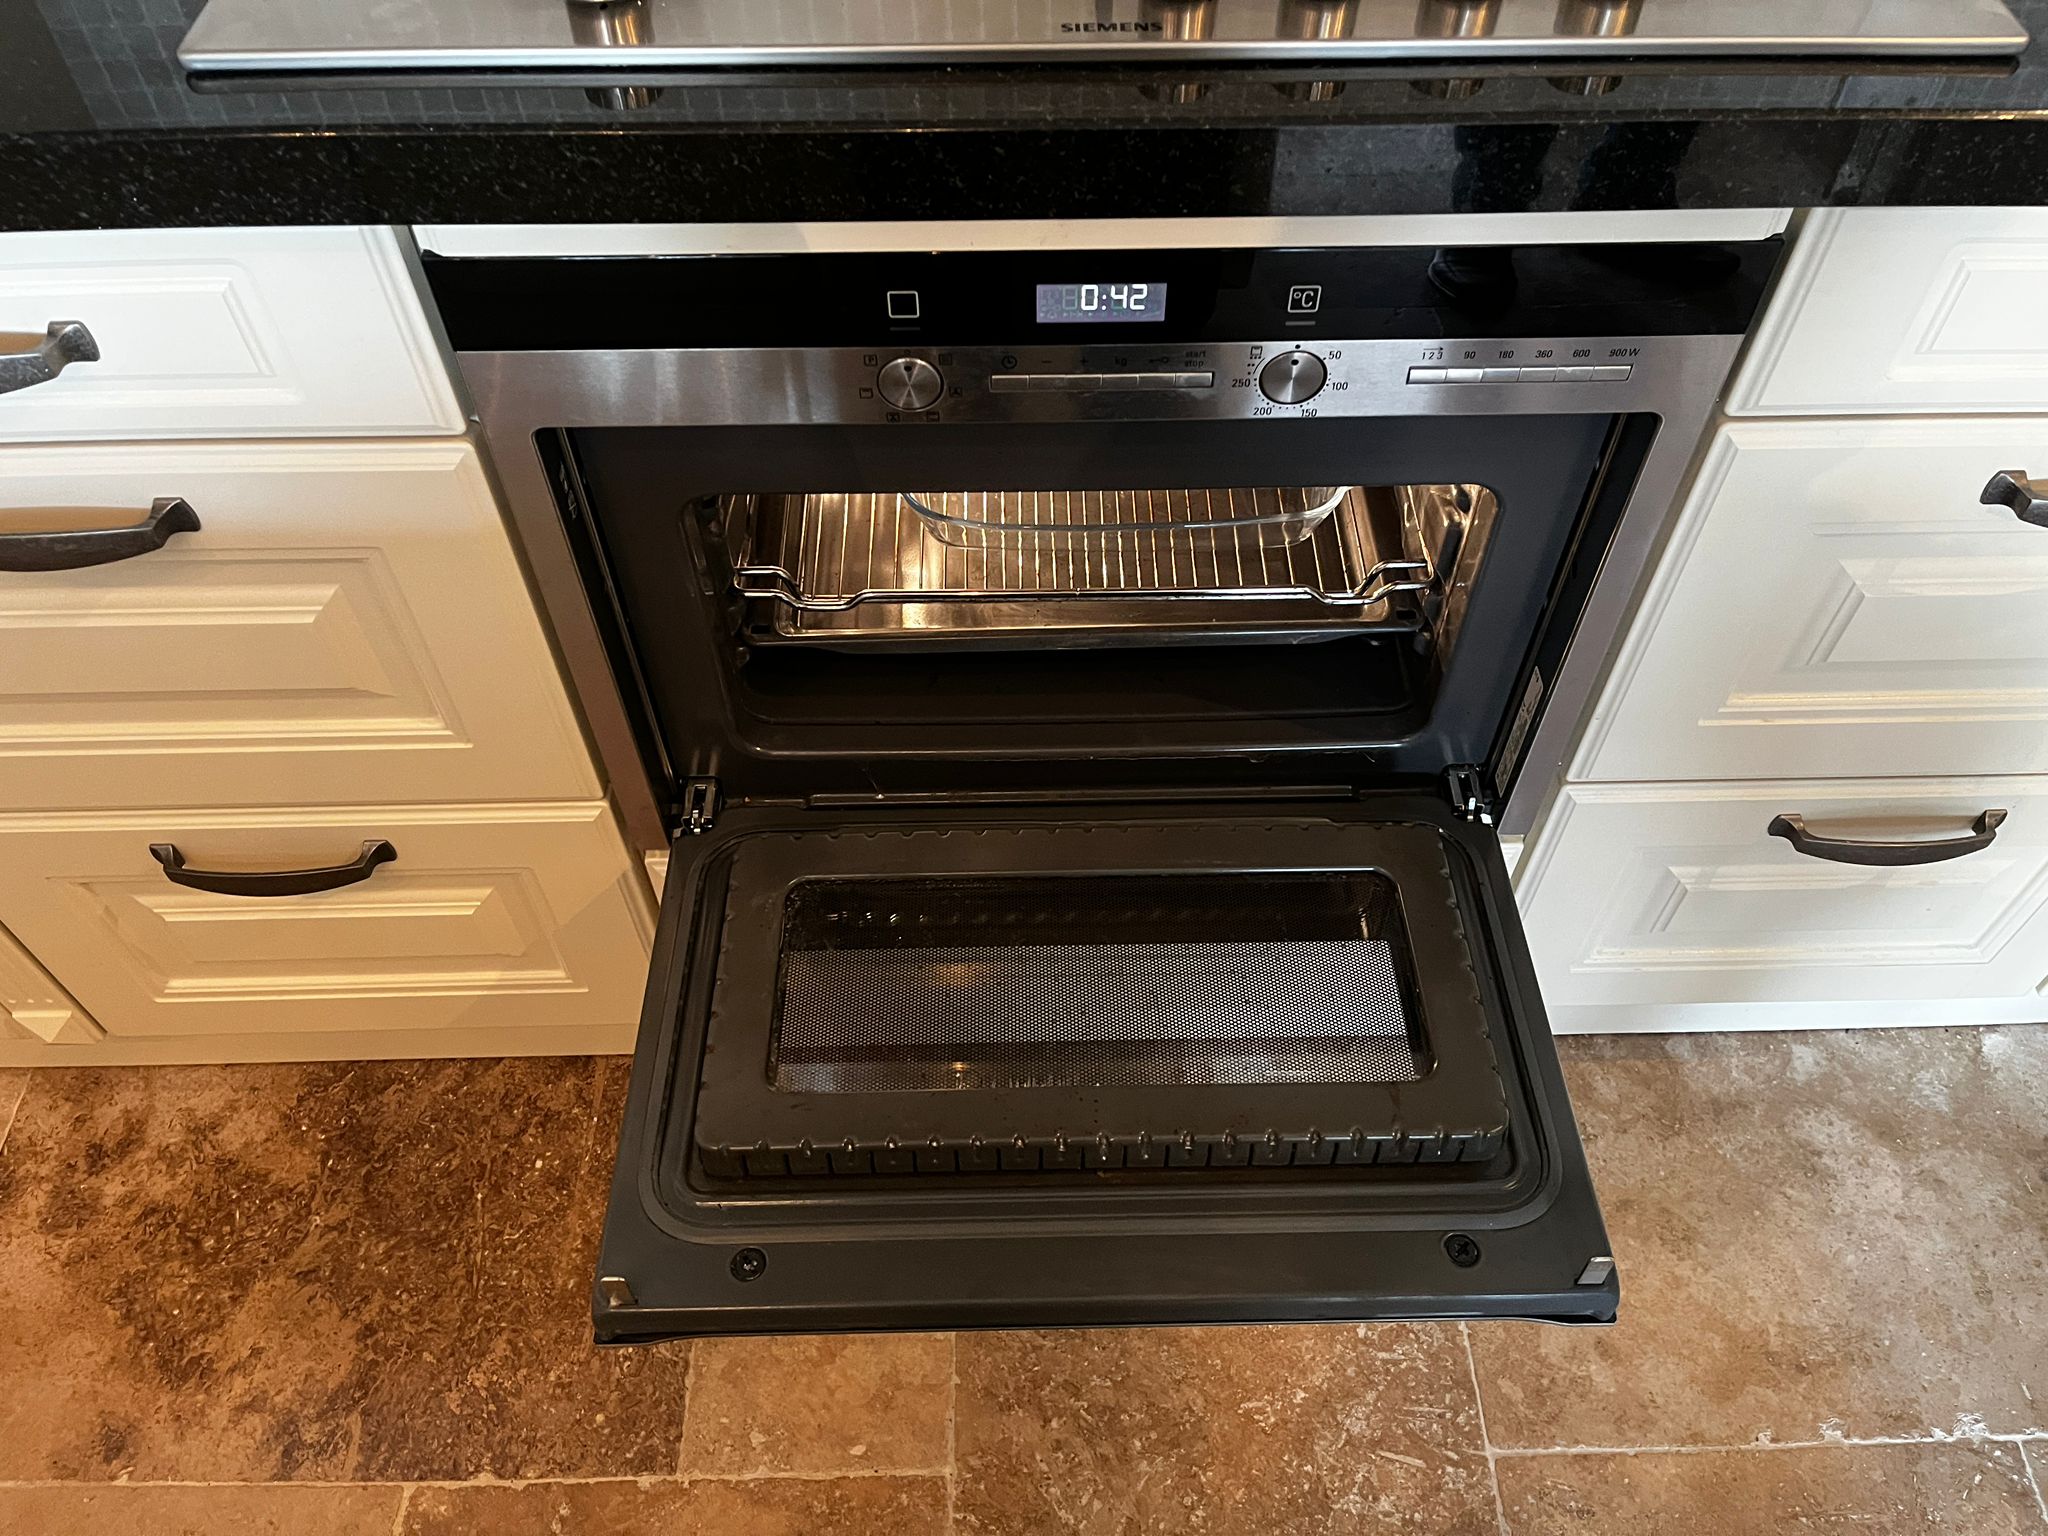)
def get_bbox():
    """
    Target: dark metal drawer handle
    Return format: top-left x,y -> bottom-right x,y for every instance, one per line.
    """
0,321 -> 99,396
0,497 -> 200,572
1981,470 -> 2048,528
148,839 -> 398,898
1768,810 -> 2007,867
